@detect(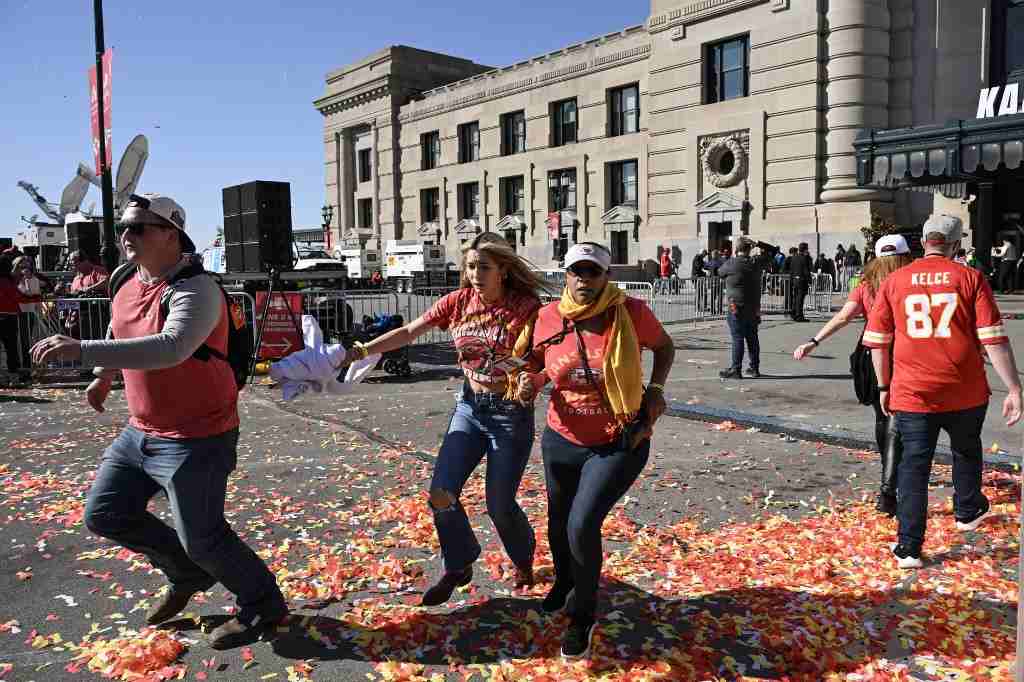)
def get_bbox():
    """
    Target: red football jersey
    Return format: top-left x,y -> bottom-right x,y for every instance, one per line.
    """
863,255 -> 1007,413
